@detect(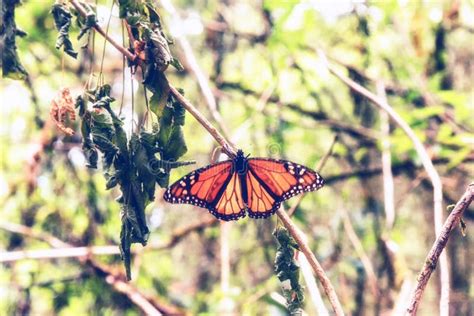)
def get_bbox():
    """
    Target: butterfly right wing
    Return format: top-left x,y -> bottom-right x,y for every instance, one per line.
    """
245,158 -> 325,219
163,160 -> 246,221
